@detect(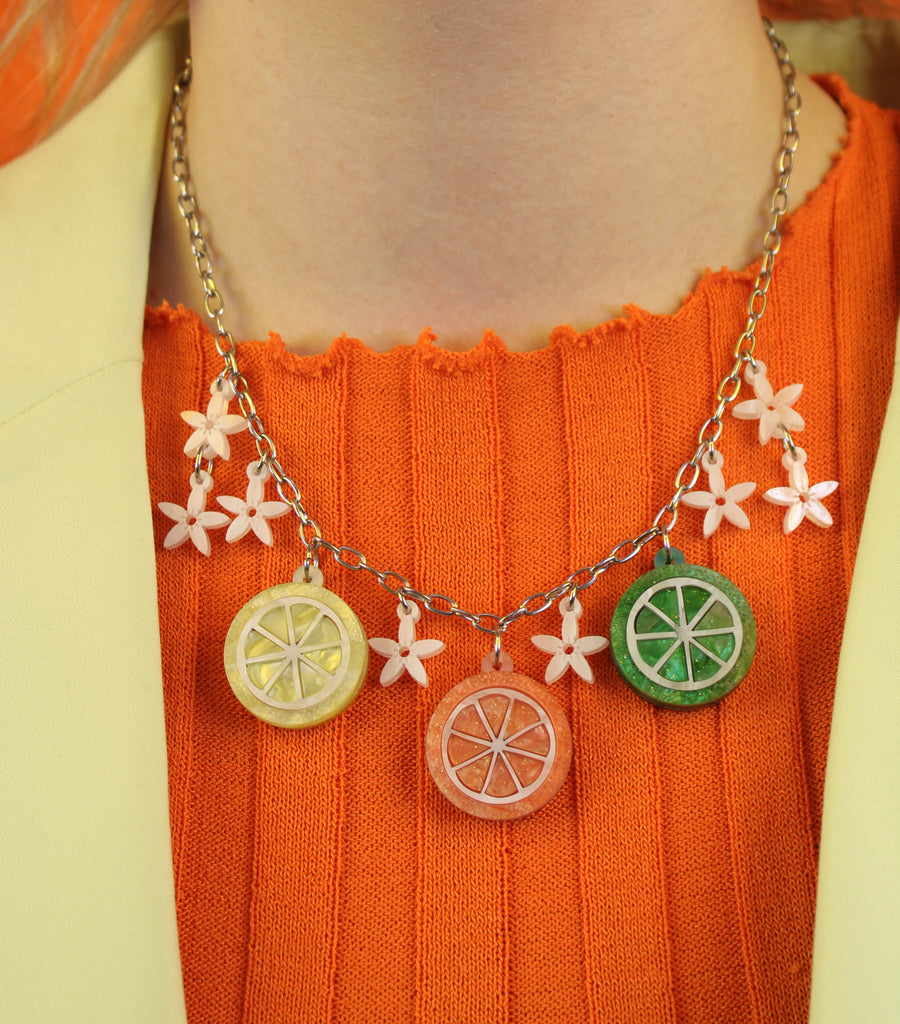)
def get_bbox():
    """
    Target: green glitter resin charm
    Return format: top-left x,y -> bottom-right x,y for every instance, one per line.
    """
610,562 -> 756,708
